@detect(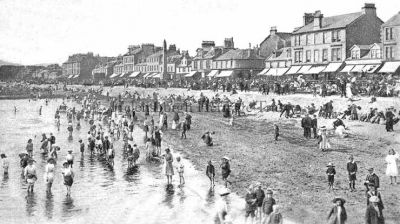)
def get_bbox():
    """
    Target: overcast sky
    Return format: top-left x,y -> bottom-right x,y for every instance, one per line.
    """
0,0 -> 399,65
